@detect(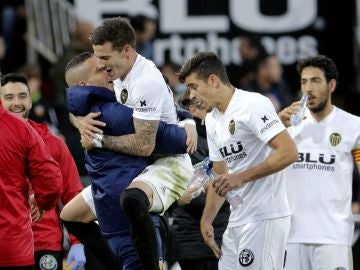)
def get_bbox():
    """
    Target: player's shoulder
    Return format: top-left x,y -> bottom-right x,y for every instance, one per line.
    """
335,106 -> 360,122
